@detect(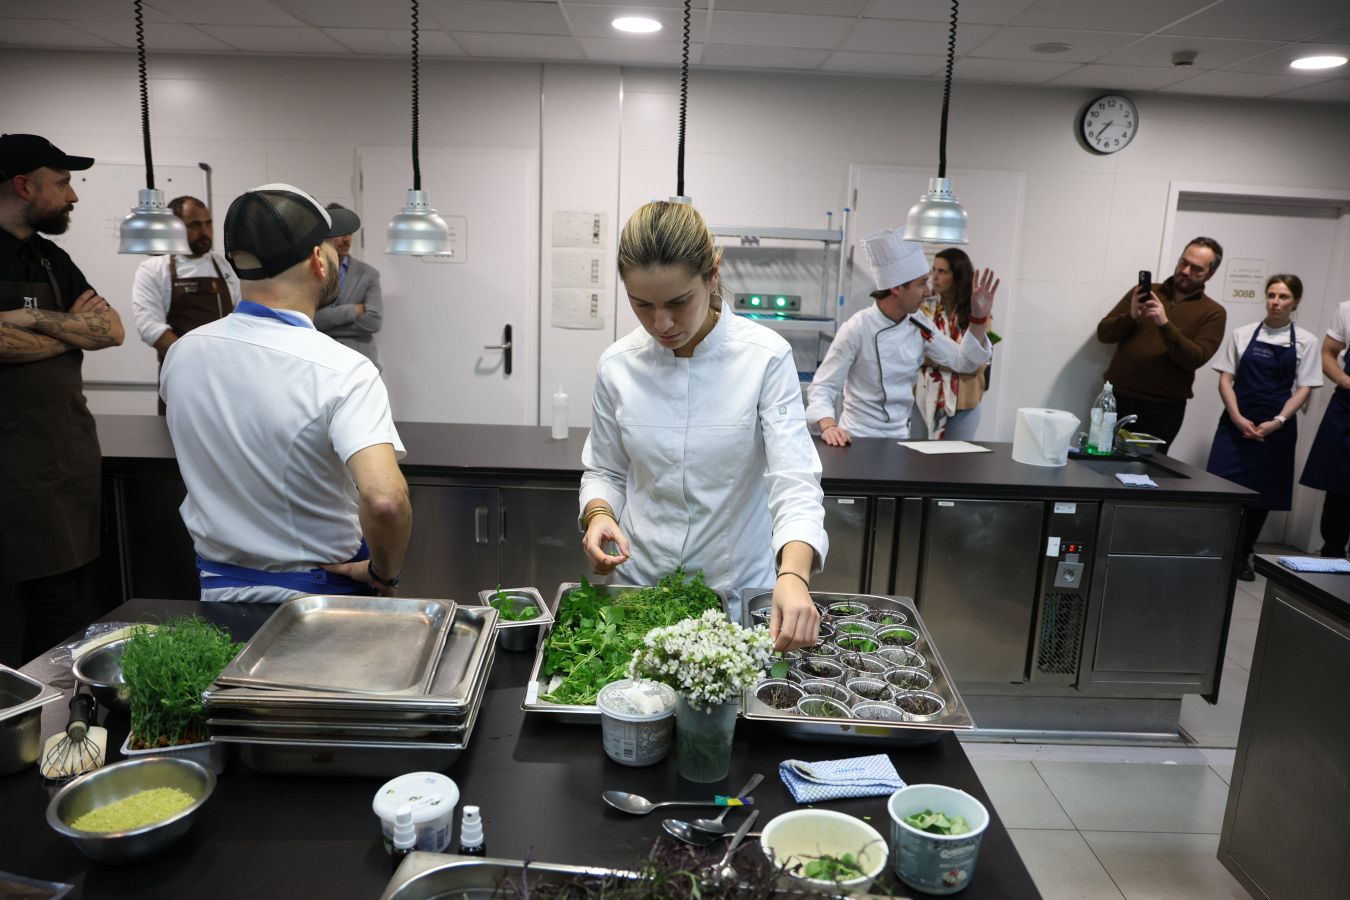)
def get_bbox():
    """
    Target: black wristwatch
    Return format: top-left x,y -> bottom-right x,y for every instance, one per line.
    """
367,560 -> 401,589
